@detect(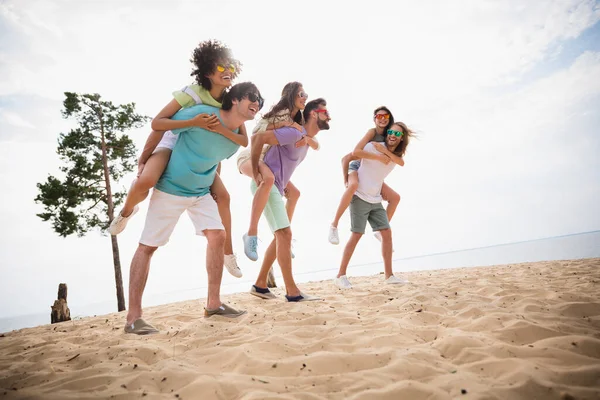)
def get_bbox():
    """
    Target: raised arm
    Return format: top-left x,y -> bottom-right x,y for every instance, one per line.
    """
211,120 -> 249,147
351,128 -> 387,163
151,99 -> 218,131
373,142 -> 404,166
